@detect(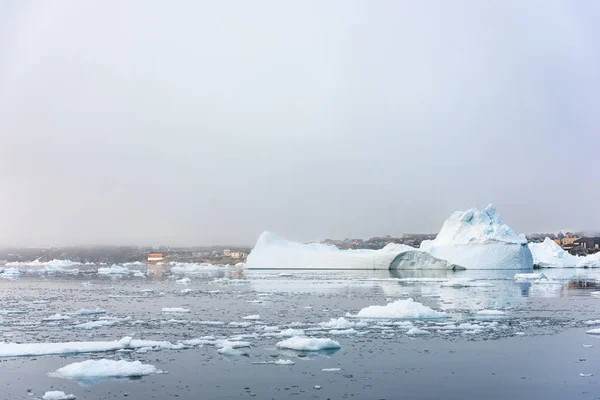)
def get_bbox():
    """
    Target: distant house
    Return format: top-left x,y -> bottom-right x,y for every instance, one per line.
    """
223,249 -> 231,257
148,253 -> 164,263
573,237 -> 600,250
